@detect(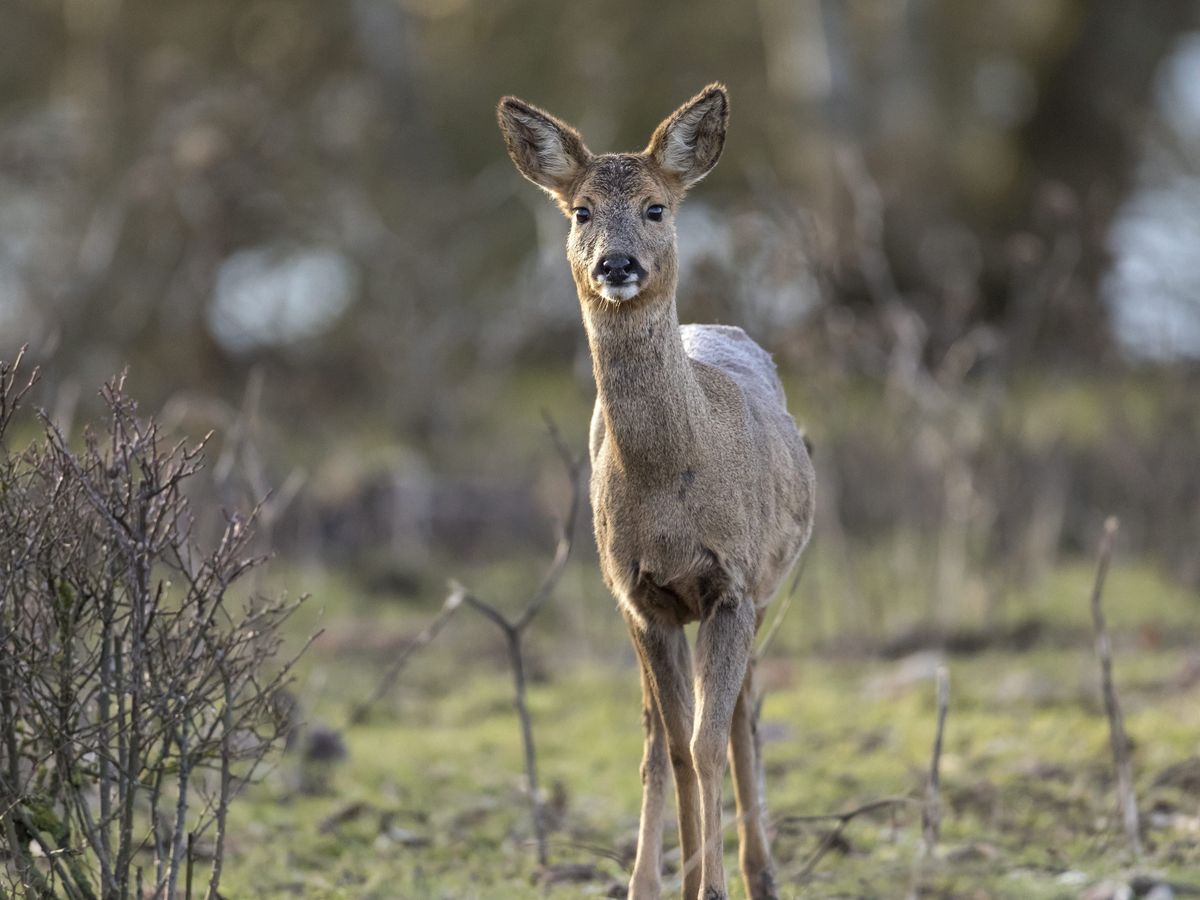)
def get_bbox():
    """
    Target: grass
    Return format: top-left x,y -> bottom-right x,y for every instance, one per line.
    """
212,552 -> 1200,899
131,368 -> 1200,897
